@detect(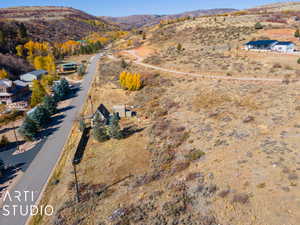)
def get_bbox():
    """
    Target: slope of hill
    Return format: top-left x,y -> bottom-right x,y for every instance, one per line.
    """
101,8 -> 237,29
0,6 -> 118,53
249,1 -> 300,12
